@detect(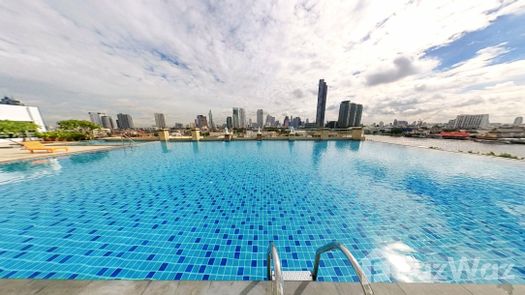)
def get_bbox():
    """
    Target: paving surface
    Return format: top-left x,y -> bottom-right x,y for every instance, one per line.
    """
0,280 -> 523,295
0,144 -> 119,163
